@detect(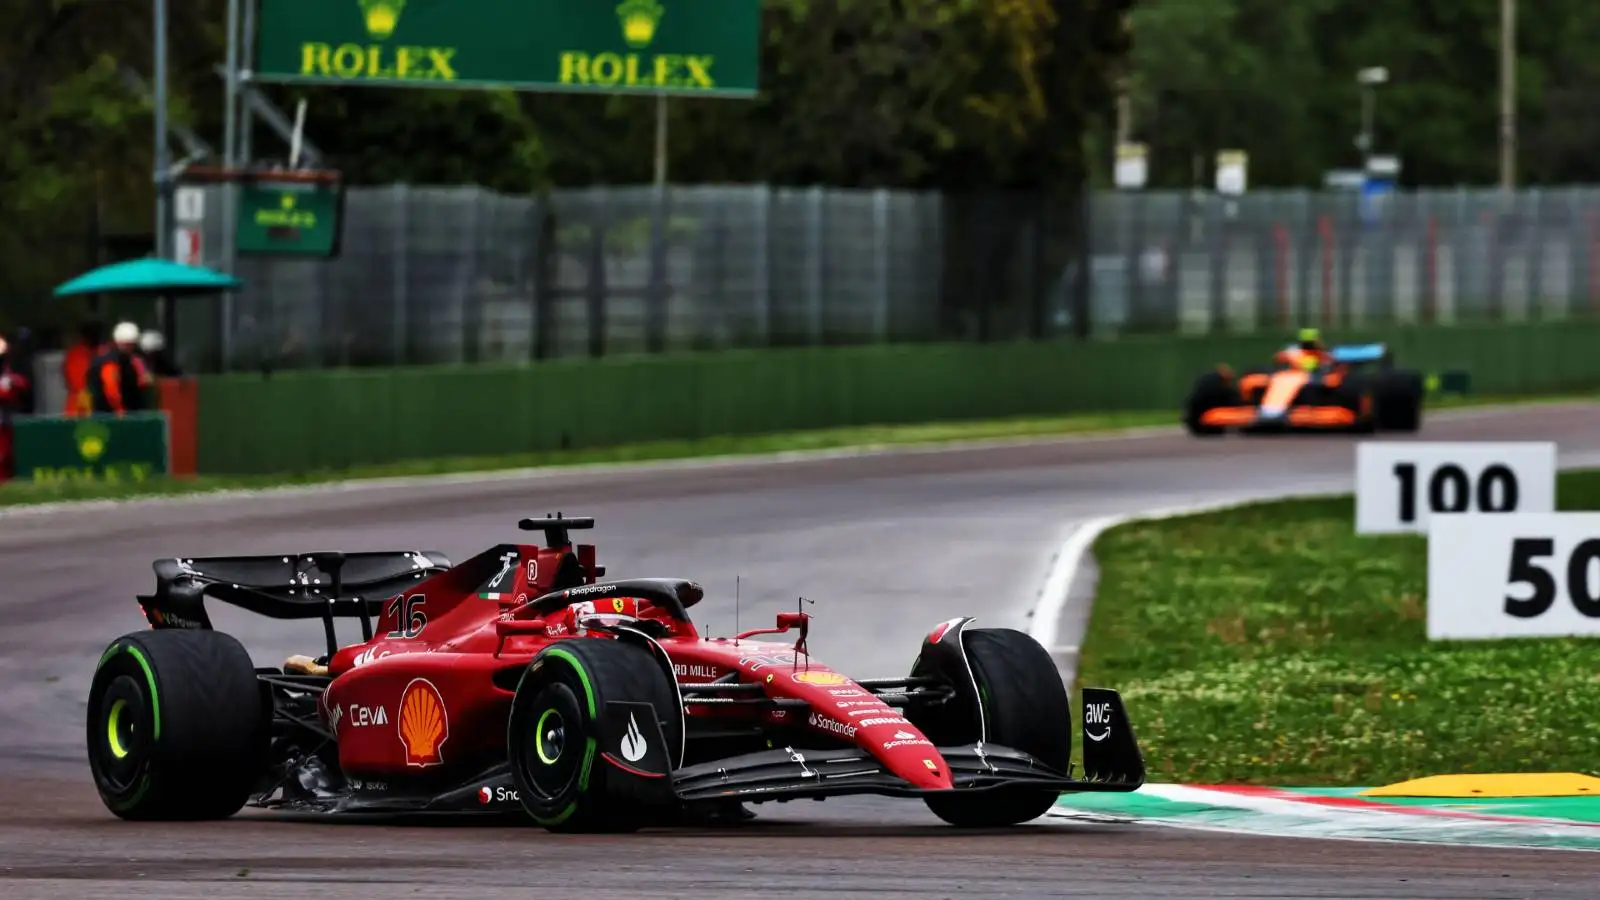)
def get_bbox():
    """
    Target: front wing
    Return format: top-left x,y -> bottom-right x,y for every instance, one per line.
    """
251,686 -> 1145,818
1199,404 -> 1363,432
669,740 -> 1140,803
